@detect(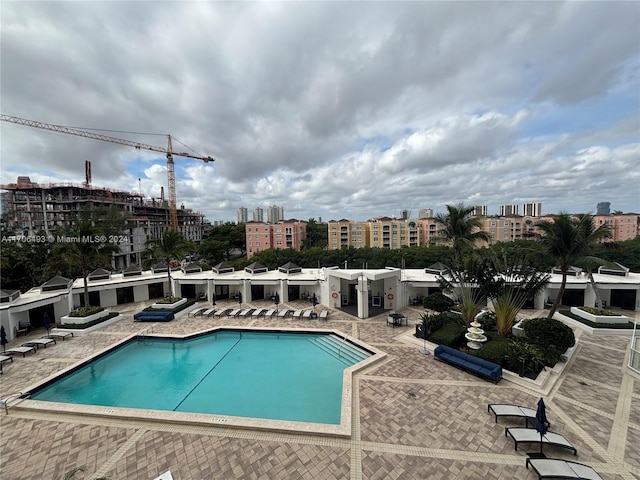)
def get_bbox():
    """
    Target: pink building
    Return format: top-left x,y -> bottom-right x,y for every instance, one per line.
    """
245,220 -> 307,258
594,214 -> 640,242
